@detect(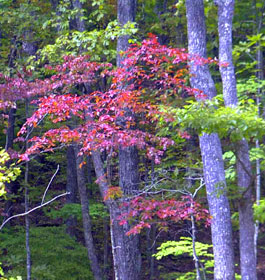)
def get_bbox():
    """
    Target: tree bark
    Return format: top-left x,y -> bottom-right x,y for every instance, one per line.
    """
253,0 -> 264,261
92,150 -> 141,280
215,1 -> 257,279
185,1 -> 235,279
74,145 -> 103,280
72,0 -> 86,32
117,0 -> 136,67
115,1 -> 142,279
